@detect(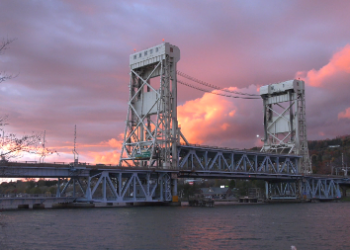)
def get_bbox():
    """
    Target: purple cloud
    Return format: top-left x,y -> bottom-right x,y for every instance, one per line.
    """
1,0 -> 350,163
